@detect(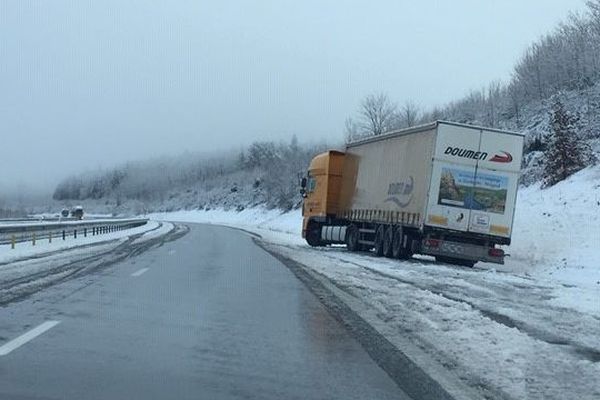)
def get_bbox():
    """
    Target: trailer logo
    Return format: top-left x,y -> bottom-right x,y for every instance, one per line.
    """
489,151 -> 513,163
385,176 -> 413,208
444,147 -> 487,160
444,147 -> 512,163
